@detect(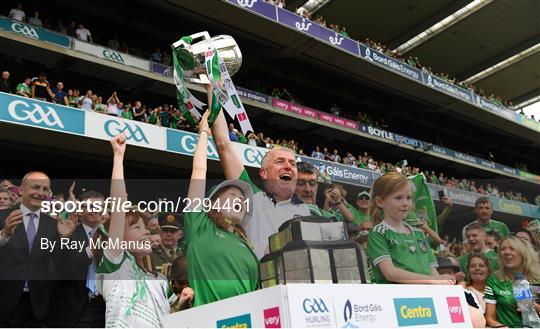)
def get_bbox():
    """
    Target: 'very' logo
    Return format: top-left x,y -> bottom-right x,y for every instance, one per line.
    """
446,297 -> 465,323
8,99 -> 64,128
263,307 -> 280,328
216,313 -> 252,328
393,298 -> 438,327
104,120 -> 148,143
